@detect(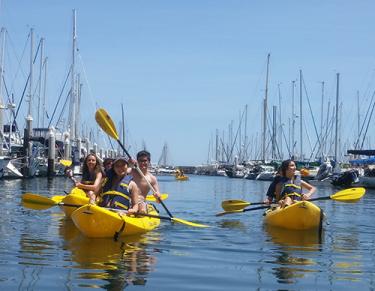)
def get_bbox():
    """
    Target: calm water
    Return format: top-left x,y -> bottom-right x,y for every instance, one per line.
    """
1,175 -> 375,290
